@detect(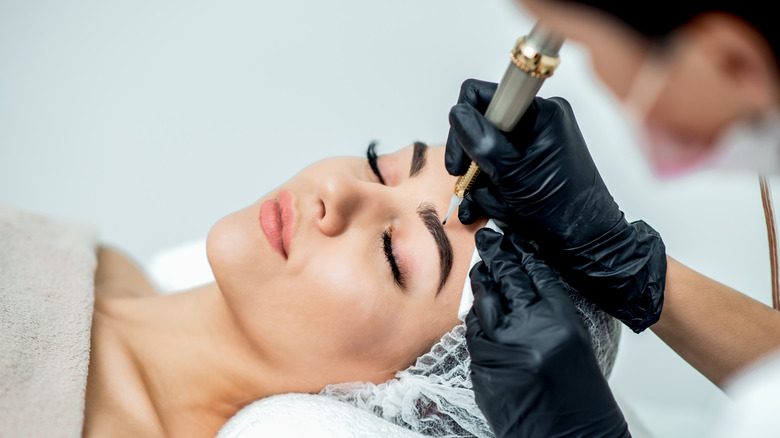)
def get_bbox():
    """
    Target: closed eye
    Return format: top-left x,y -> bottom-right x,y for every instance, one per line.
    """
382,229 -> 407,290
366,141 -> 385,185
